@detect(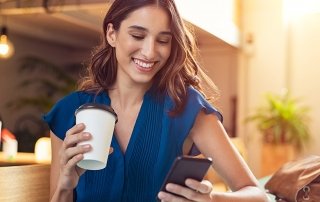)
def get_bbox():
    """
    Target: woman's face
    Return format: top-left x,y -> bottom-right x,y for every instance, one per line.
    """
107,5 -> 172,87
